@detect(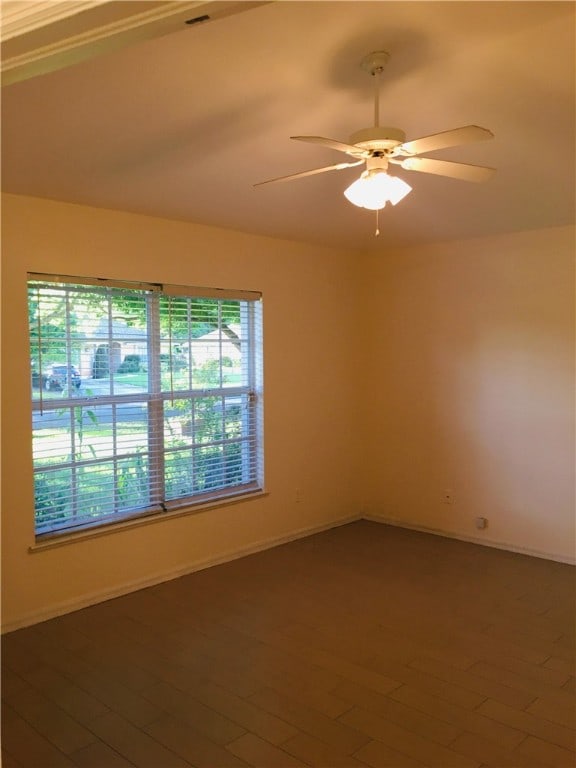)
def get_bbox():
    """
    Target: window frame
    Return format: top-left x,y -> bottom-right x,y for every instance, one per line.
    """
28,273 -> 264,540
